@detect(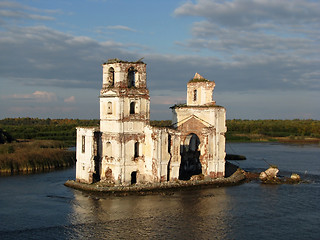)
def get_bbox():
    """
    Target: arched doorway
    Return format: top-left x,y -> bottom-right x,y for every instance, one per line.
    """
179,133 -> 202,180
